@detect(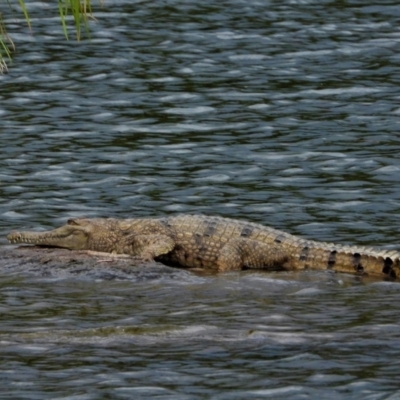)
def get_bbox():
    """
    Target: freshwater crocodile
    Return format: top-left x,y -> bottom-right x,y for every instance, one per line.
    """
7,215 -> 400,278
